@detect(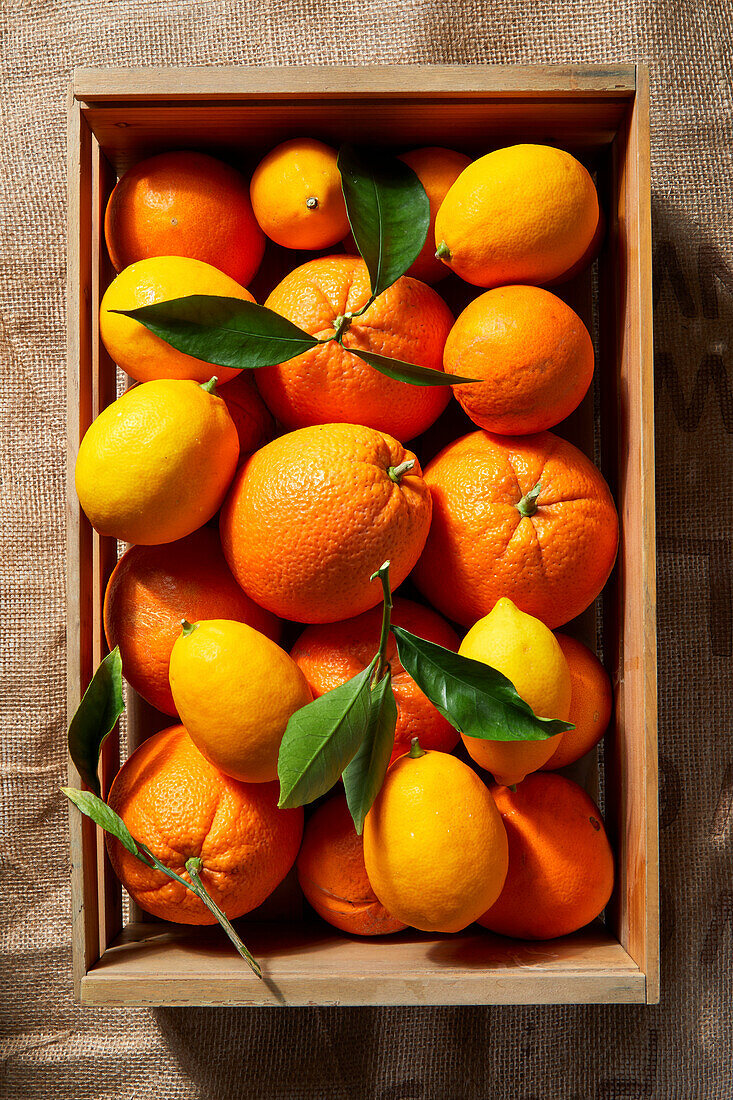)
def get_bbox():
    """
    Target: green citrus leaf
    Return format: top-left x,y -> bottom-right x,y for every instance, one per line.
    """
349,346 -> 478,387
67,647 -> 124,797
111,295 -> 319,370
342,667 -> 398,835
61,787 -> 139,856
277,659 -> 377,809
391,627 -> 575,742
338,144 -> 430,297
